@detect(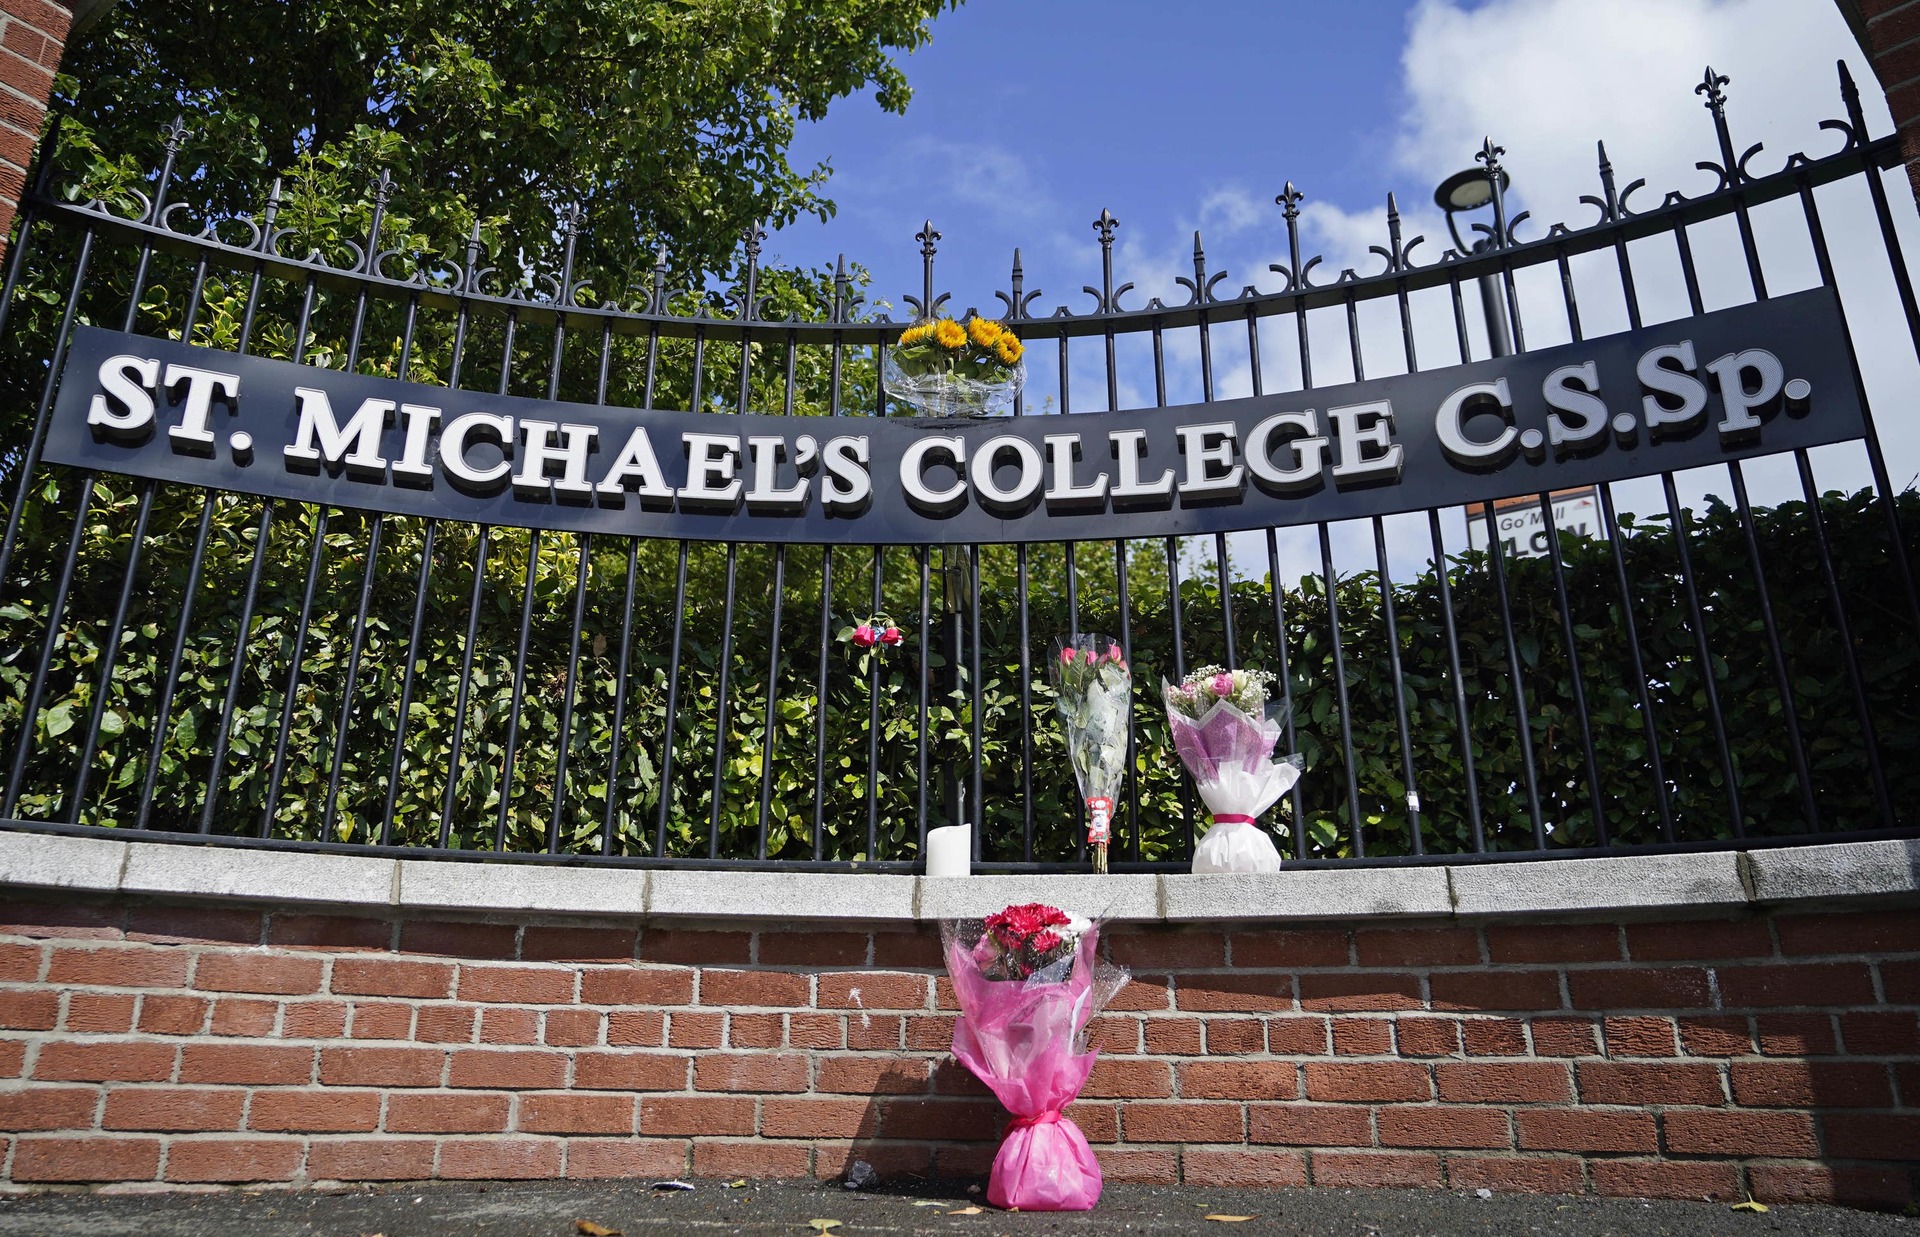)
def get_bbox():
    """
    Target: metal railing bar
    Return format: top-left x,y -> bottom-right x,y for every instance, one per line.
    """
258,507 -> 331,839
1,479 -> 94,817
600,537 -> 639,857
19,133 -> 1895,348
810,546 -> 833,861
1660,474 -> 1744,837
915,544 -> 932,855
754,543 -> 787,860
863,544 -> 883,860
551,531 -> 593,854
1317,521 -> 1365,857
705,540 -> 739,860
381,517 -> 436,846
1479,500 -> 1547,850
653,540 -> 691,858
1792,448 -> 1895,830
320,513 -> 383,842
439,526 -> 491,849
